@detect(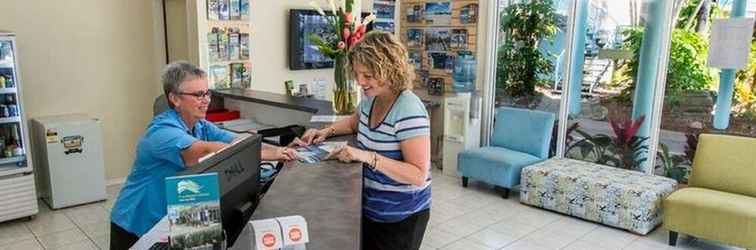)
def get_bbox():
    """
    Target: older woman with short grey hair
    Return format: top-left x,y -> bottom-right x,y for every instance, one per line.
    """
109,61 -> 296,250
